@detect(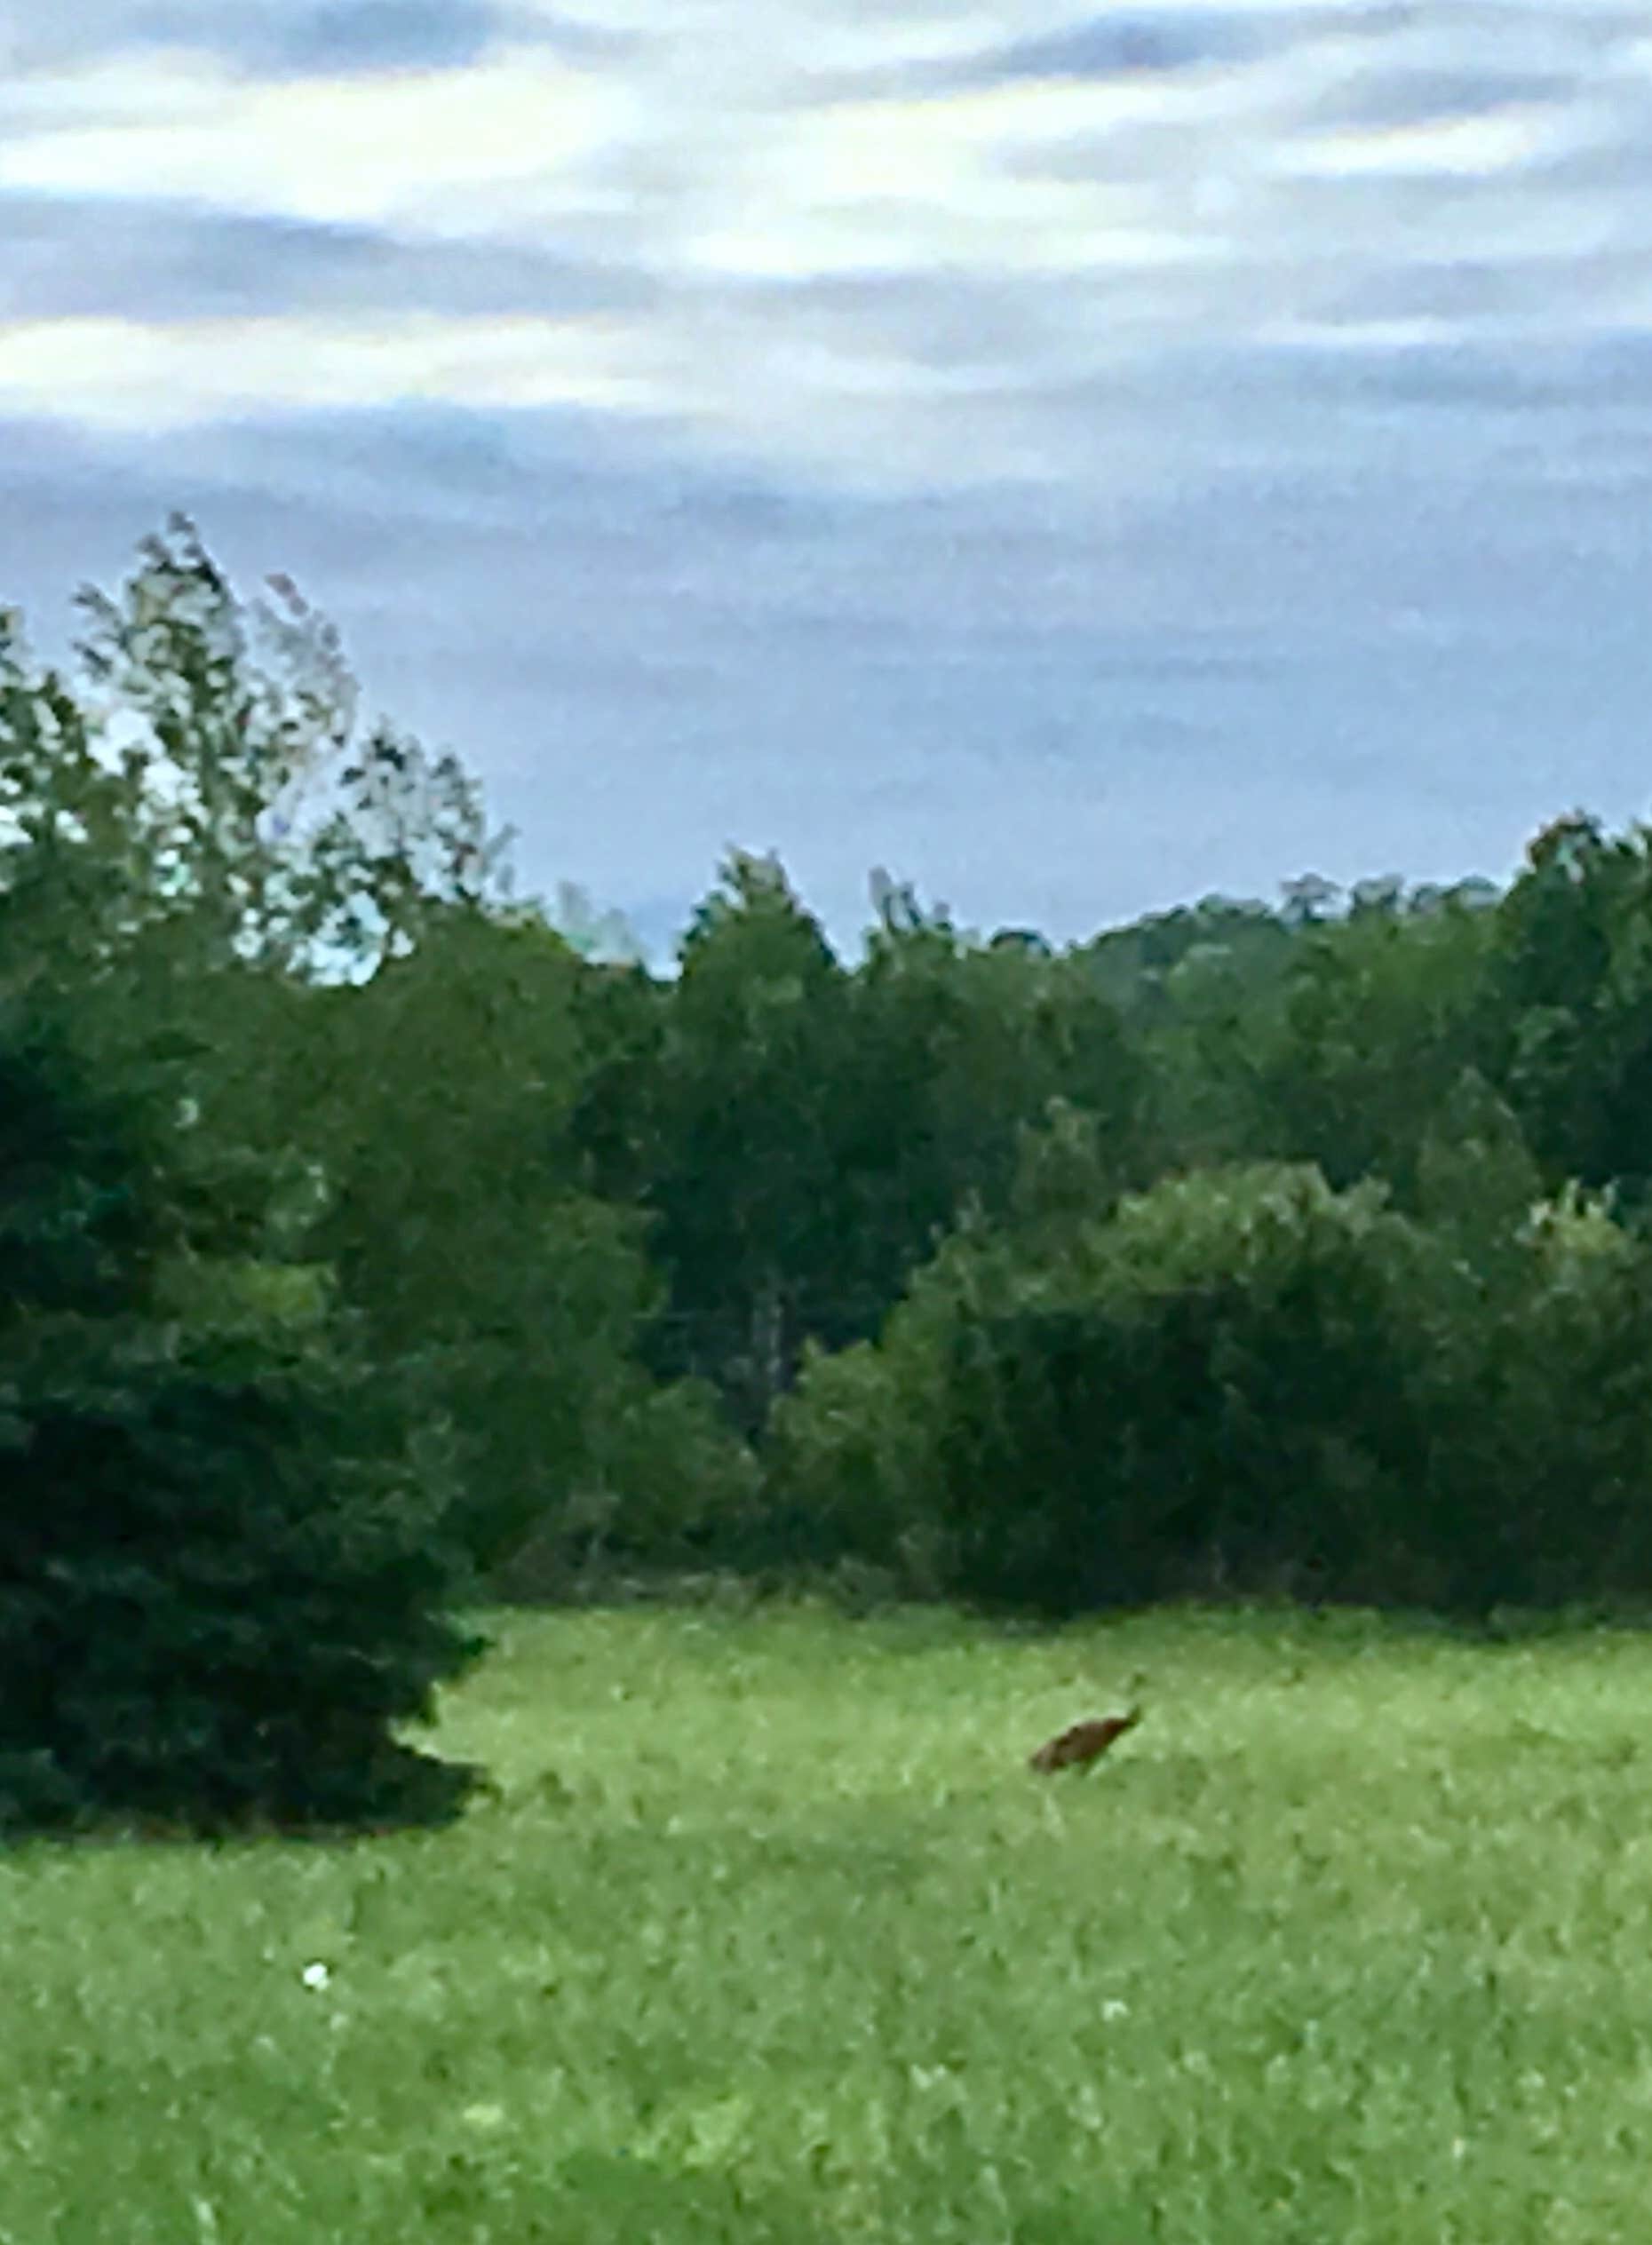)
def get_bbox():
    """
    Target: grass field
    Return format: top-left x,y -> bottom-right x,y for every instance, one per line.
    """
5,1599 -> 1652,2242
